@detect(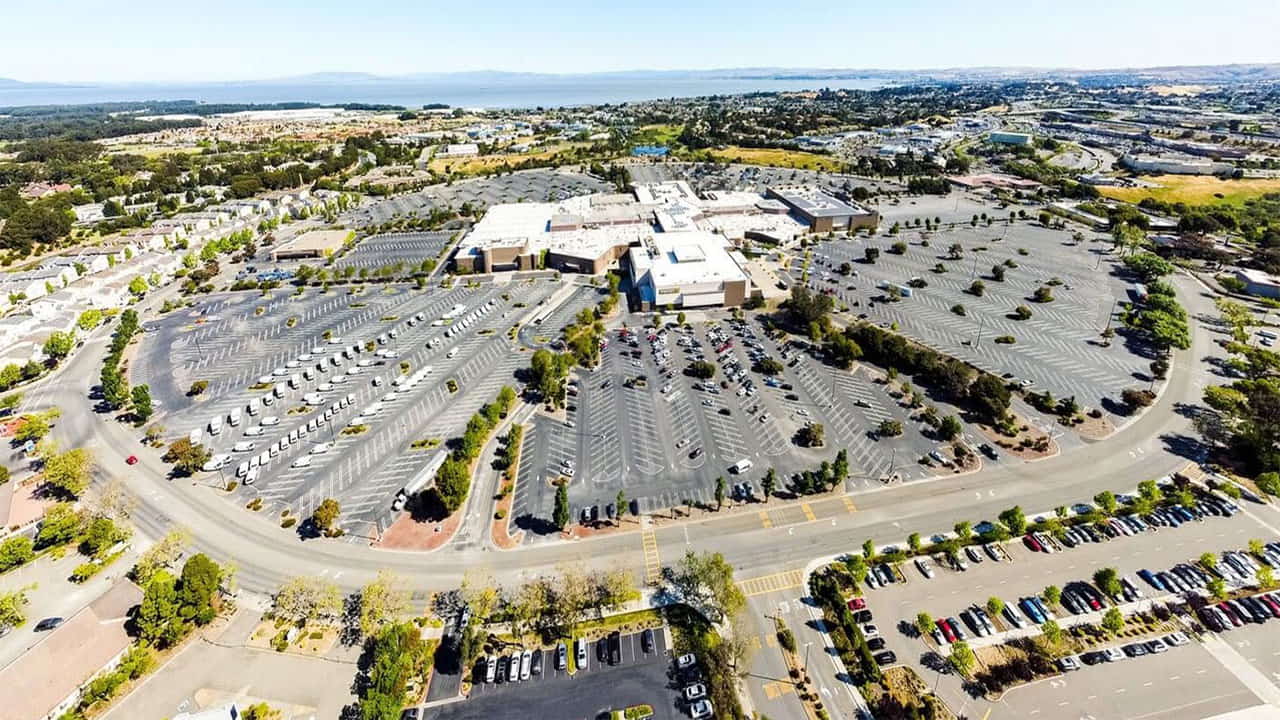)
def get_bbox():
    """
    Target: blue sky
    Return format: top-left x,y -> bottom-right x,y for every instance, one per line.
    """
5,0 -> 1277,83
